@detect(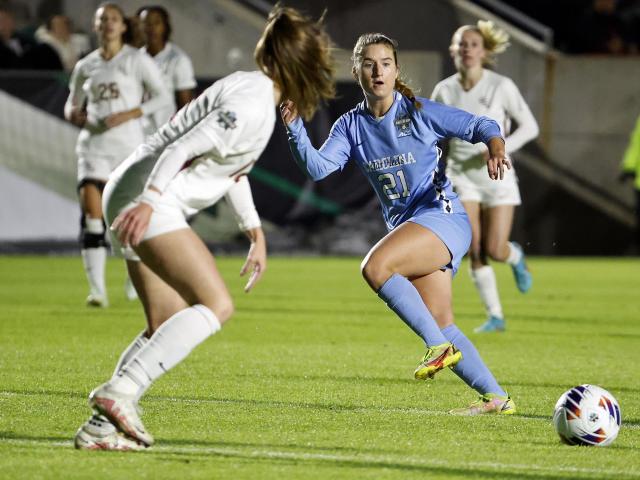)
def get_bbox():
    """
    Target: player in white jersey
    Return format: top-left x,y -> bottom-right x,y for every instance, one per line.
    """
137,5 -> 197,135
64,3 -> 171,308
73,6 -> 336,450
431,21 -> 539,333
